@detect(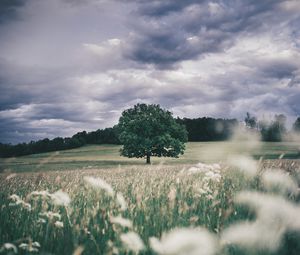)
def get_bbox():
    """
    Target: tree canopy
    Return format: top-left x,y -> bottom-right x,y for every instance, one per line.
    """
293,117 -> 300,133
118,103 -> 188,164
